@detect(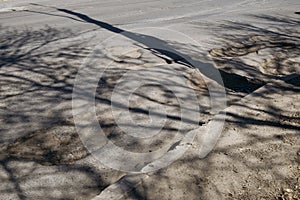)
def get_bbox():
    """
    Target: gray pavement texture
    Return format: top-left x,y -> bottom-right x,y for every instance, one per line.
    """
121,78 -> 300,200
94,79 -> 300,200
0,0 -> 299,199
